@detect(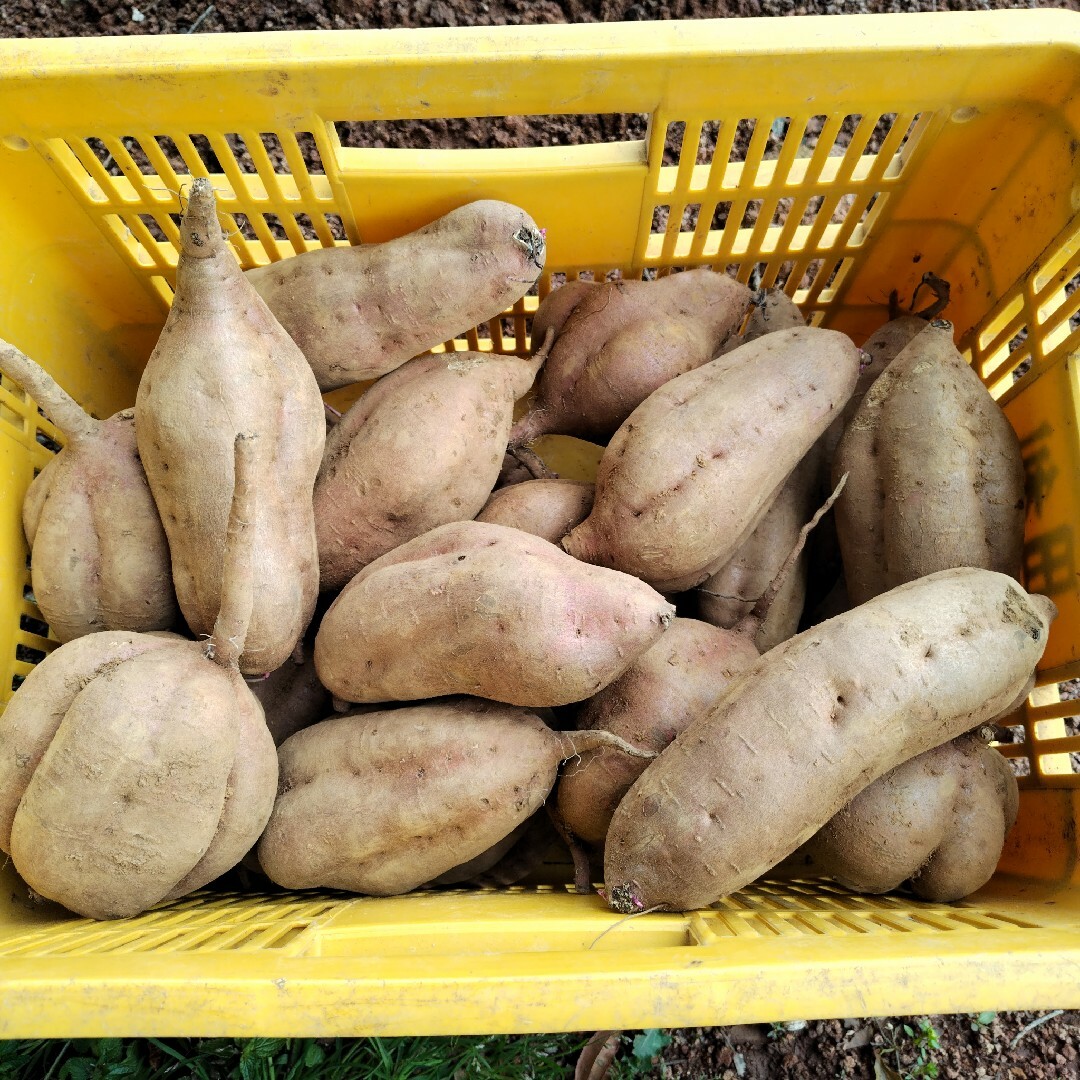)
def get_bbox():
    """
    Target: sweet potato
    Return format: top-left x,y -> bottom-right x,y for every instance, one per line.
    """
854,315 -> 926,402
820,314 -> 927,470
315,343 -> 548,590
496,452 -> 537,488
431,815 -> 536,887
557,618 -> 759,846
257,697 -> 651,896
604,568 -> 1054,913
247,201 -> 545,391
717,288 -> 804,356
431,810 -> 567,887
249,640 -> 330,746
695,450 -> 821,651
135,179 -> 325,674
0,436 -> 277,919
775,733 -> 1018,902
21,454 -> 58,547
314,520 -> 675,707
558,479 -> 843,856
563,327 -> 861,593
530,279 -> 595,349
510,269 -> 751,445
833,320 -> 1025,604
0,340 -> 176,643
476,479 -> 594,544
